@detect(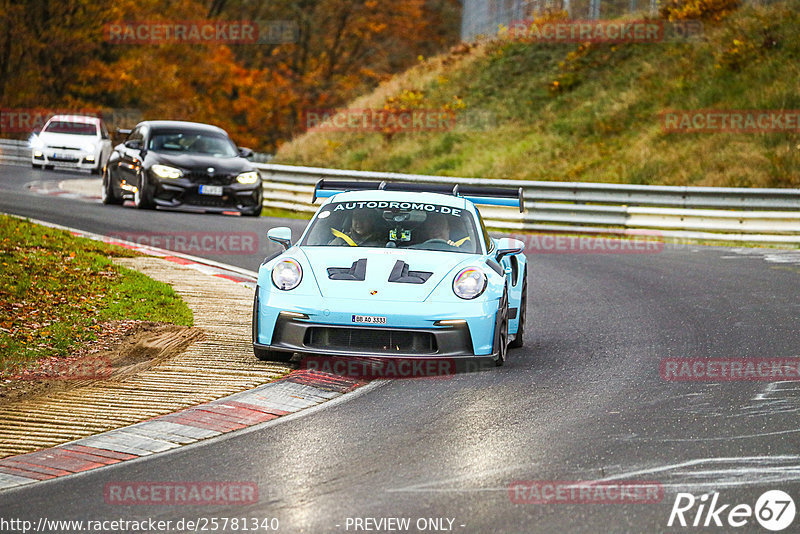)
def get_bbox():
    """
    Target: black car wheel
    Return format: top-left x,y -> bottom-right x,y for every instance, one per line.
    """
44,164 -> 54,170
32,163 -> 42,170
101,168 -> 123,205
134,174 -> 154,209
494,291 -> 509,367
509,266 -> 527,349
